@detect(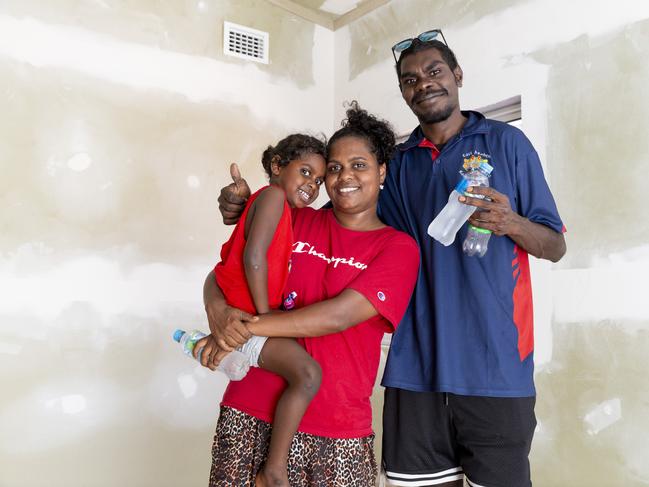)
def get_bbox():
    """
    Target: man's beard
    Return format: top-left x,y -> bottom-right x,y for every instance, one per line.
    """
416,102 -> 455,125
